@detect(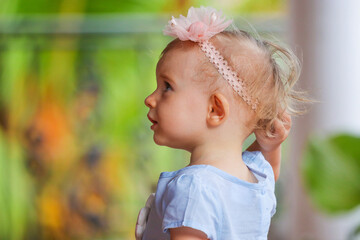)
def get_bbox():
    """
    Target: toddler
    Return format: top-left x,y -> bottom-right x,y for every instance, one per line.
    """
137,6 -> 302,240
